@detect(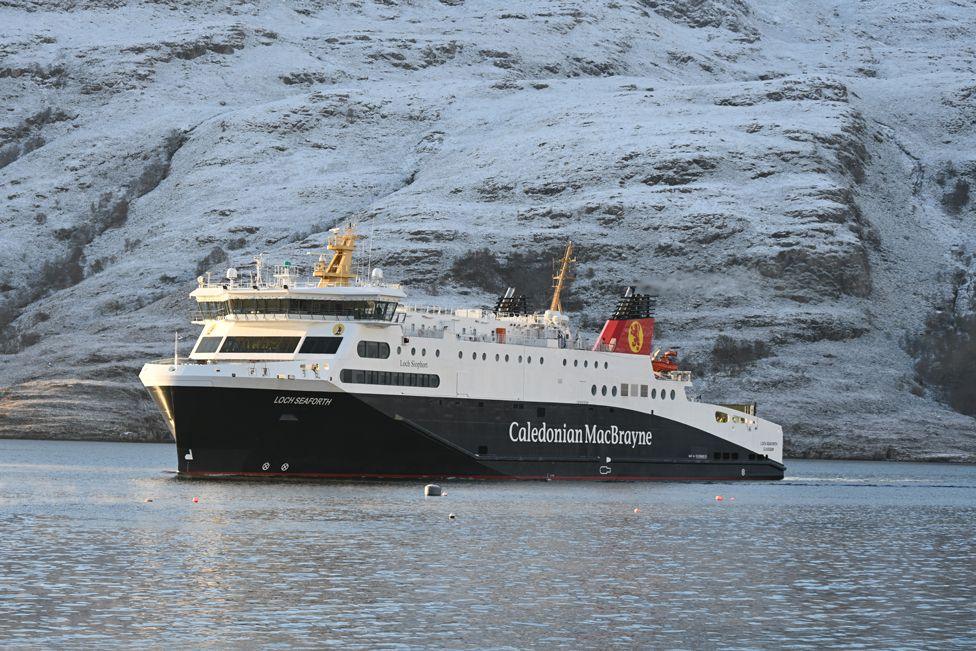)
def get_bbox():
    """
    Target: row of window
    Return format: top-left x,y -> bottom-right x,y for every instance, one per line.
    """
590,384 -> 678,400
714,411 -> 755,425
451,350 -> 611,370
194,335 -> 341,355
195,299 -> 397,322
340,369 -> 440,388
714,452 -> 740,460
712,452 -> 770,461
